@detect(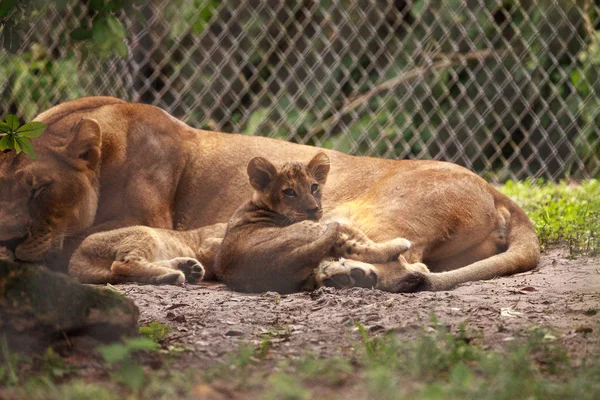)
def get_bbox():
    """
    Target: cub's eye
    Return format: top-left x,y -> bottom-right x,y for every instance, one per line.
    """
282,188 -> 297,197
311,183 -> 319,193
